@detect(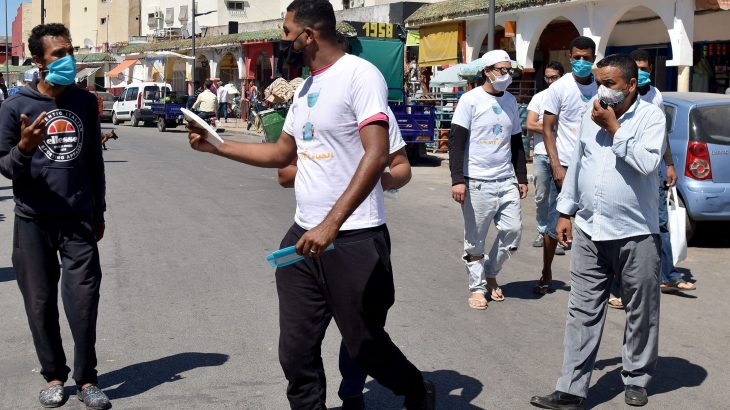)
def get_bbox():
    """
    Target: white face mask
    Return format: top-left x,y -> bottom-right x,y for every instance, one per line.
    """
489,73 -> 512,92
597,84 -> 627,108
